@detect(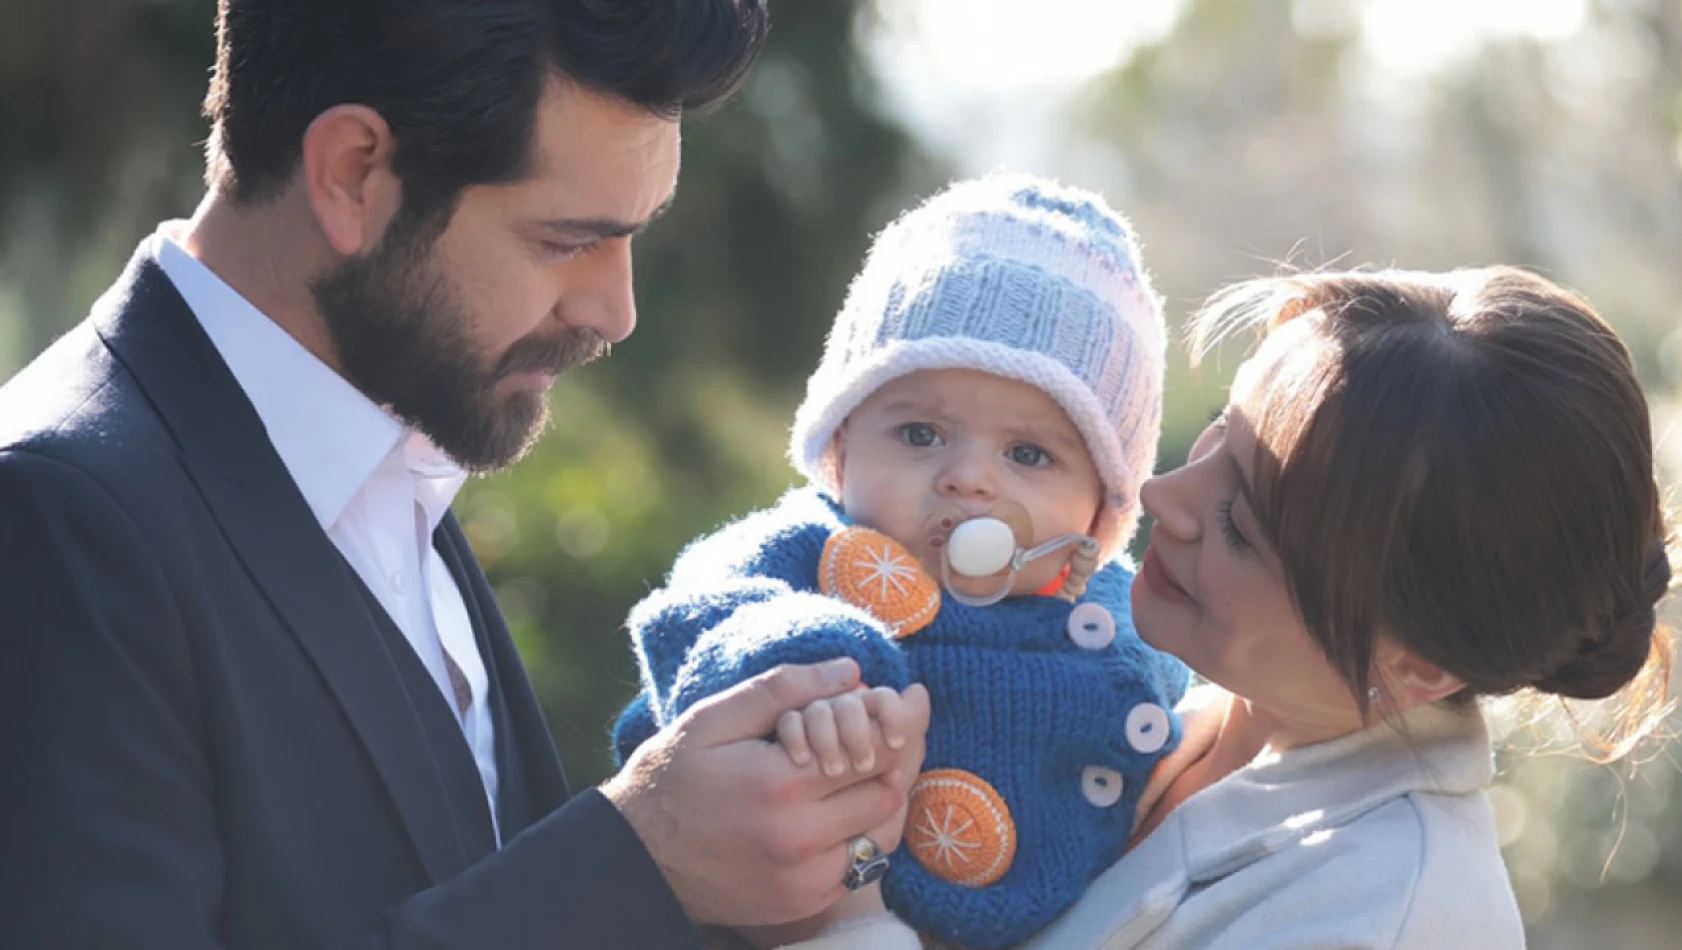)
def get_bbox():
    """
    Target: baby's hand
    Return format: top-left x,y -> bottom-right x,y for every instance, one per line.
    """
775,685 -> 914,777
